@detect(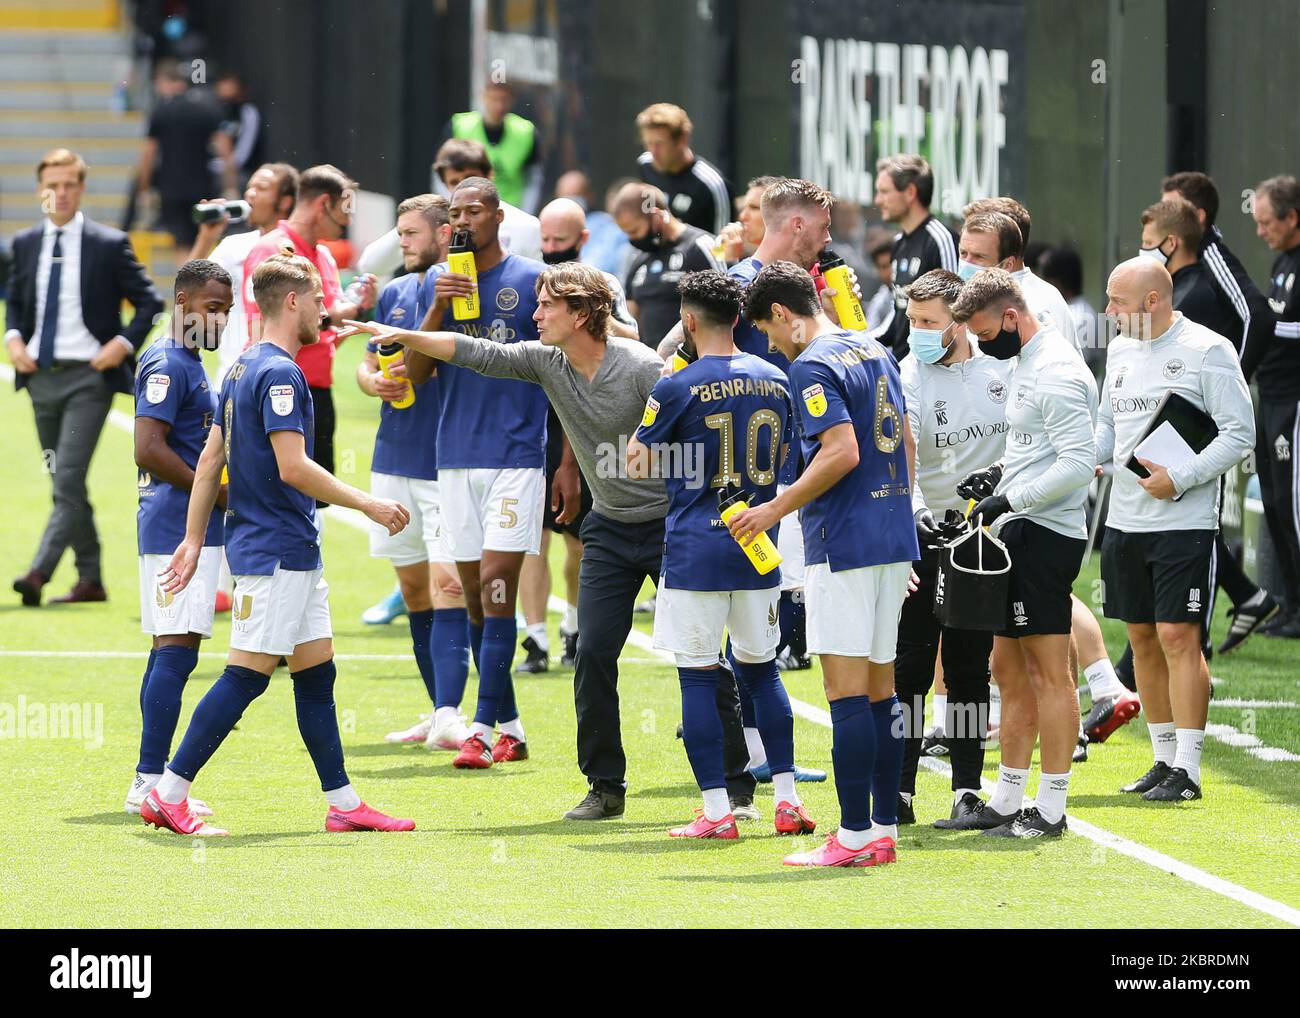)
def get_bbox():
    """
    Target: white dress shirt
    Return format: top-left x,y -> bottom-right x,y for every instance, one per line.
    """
29,212 -> 103,362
